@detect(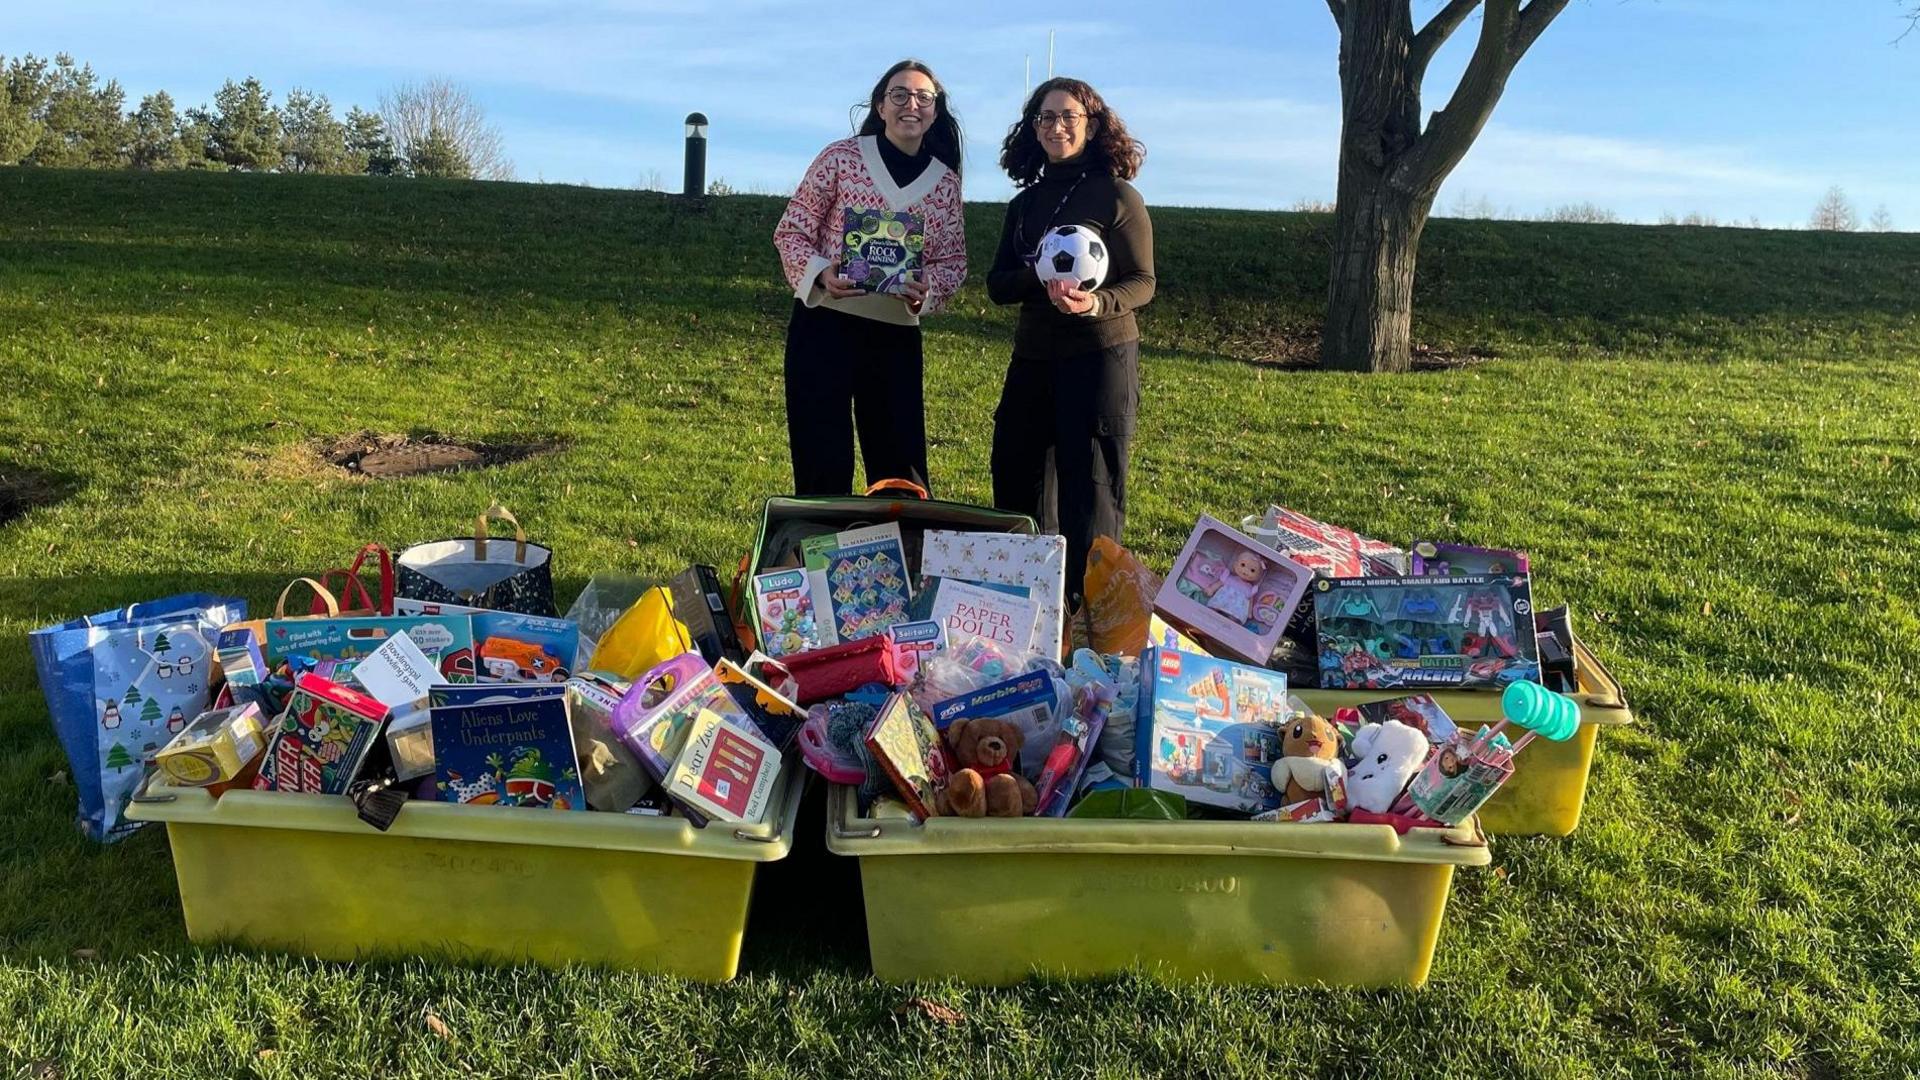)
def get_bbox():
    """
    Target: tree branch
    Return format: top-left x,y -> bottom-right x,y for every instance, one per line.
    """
1513,0 -> 1571,58
1412,0 -> 1483,81
1393,0 -> 1518,195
